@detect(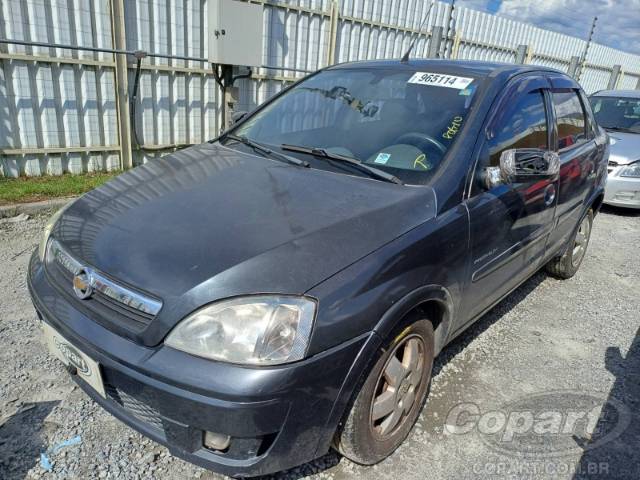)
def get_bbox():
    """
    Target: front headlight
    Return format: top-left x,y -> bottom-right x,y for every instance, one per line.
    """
620,162 -> 640,178
165,296 -> 316,365
38,203 -> 72,262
